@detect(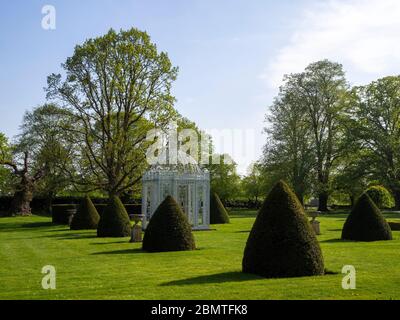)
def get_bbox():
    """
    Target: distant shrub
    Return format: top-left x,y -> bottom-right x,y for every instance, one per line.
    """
97,196 -> 132,238
142,196 -> 195,252
365,186 -> 394,209
342,194 -> 392,242
210,192 -> 230,224
94,203 -> 141,218
224,199 -> 263,209
388,221 -> 400,231
242,180 -> 324,278
70,196 -> 100,230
